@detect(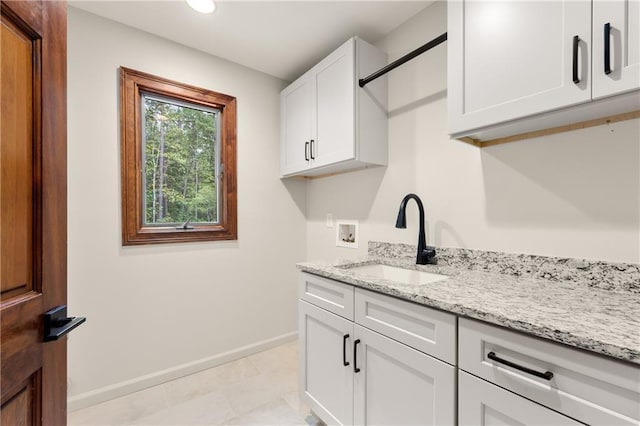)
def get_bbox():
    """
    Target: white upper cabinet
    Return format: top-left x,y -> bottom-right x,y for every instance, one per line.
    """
312,43 -> 355,169
592,0 -> 640,99
448,1 -> 592,134
299,300 -> 354,425
448,0 -> 640,143
281,76 -> 312,175
280,37 -> 387,178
